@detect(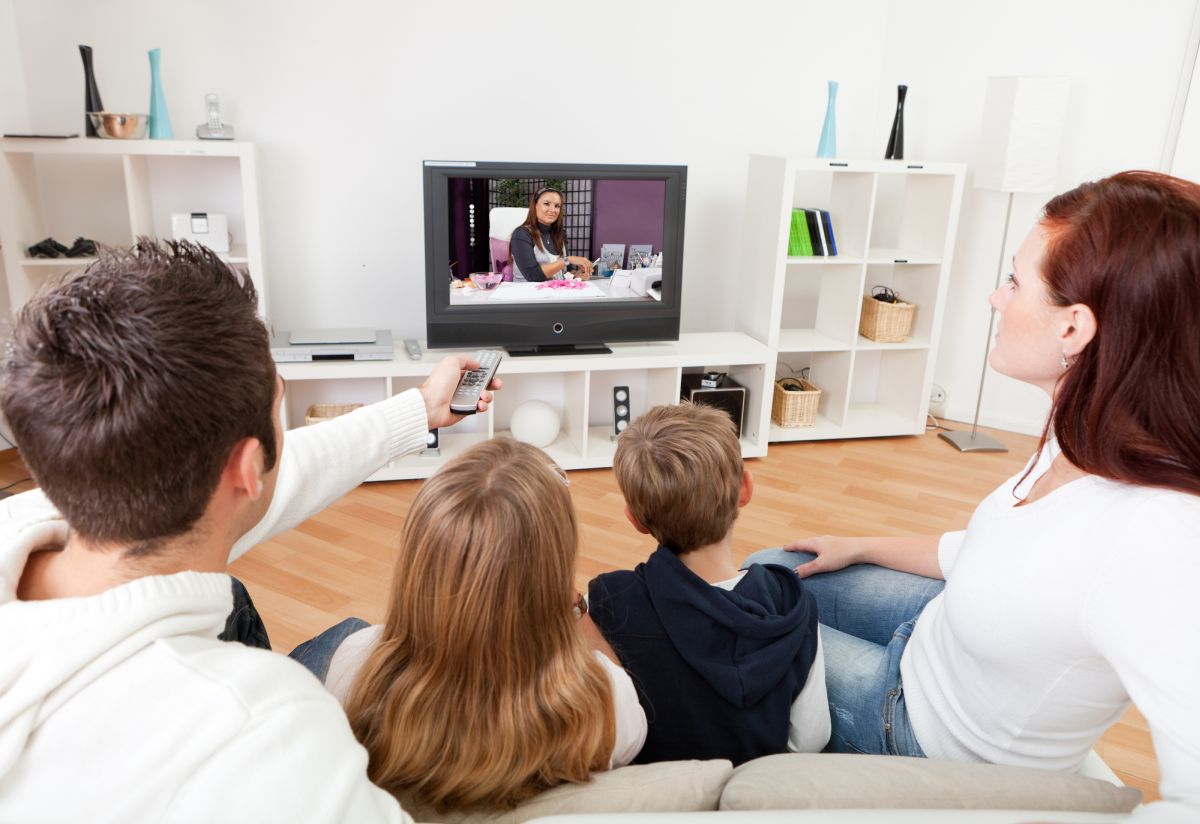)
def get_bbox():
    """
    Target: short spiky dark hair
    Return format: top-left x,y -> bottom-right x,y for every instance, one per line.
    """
1,240 -> 277,550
